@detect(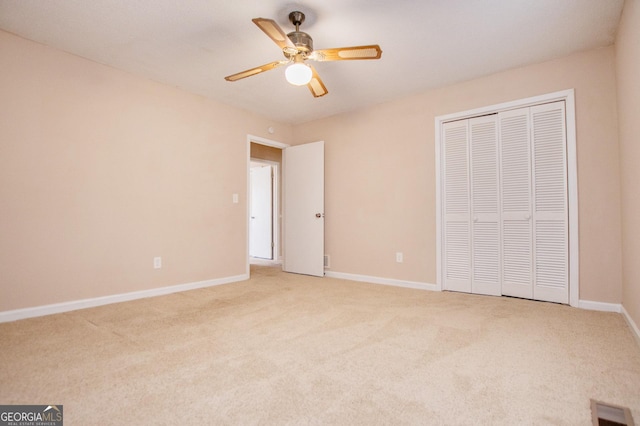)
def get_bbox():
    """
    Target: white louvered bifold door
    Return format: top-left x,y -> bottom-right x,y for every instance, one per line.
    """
442,120 -> 471,293
531,102 -> 568,303
499,108 -> 534,299
469,115 -> 501,296
441,100 -> 569,303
